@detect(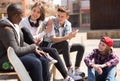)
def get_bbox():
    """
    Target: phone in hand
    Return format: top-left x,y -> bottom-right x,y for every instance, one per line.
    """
75,29 -> 79,33
72,29 -> 79,33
